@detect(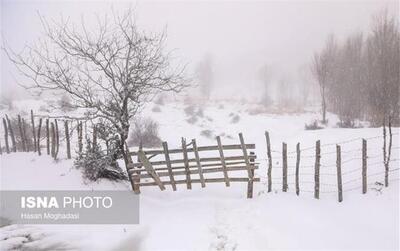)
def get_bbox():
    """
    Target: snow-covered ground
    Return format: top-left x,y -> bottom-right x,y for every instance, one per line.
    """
1,99 -> 399,250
